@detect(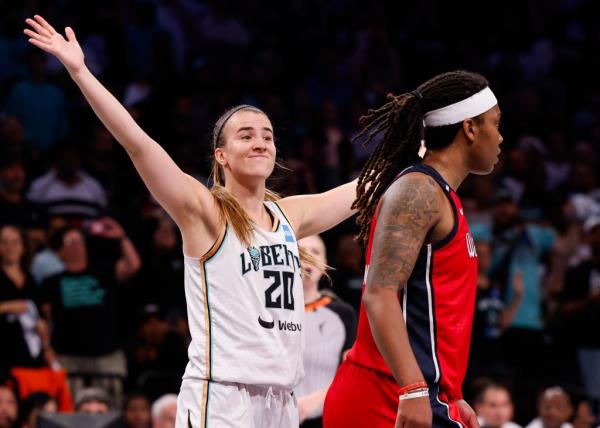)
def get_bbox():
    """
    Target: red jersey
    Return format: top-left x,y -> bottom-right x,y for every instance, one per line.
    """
346,163 -> 478,401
